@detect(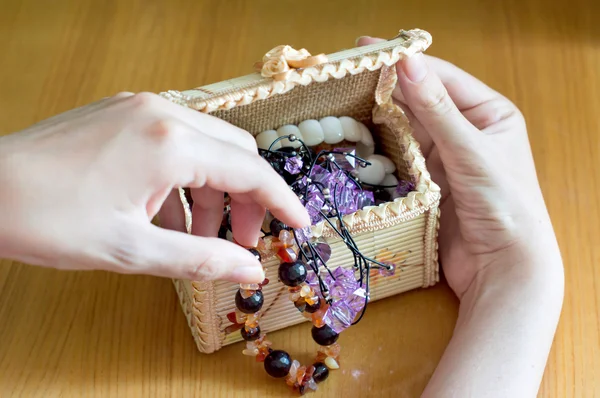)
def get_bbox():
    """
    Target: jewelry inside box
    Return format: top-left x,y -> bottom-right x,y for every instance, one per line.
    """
218,116 -> 414,395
